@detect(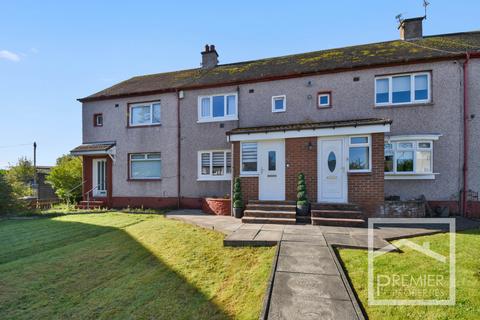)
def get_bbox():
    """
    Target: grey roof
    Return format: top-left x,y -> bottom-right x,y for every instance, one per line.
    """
79,31 -> 480,102
226,118 -> 392,135
70,142 -> 115,155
